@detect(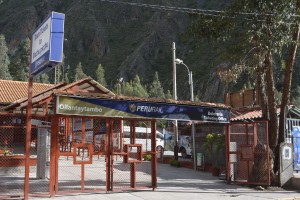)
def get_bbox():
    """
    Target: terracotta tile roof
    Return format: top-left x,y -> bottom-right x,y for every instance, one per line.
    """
18,76 -> 229,111
0,77 -> 229,113
1,77 -> 116,111
56,77 -> 115,96
231,108 -> 262,121
231,107 -> 280,121
0,80 -> 55,104
54,91 -> 230,108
